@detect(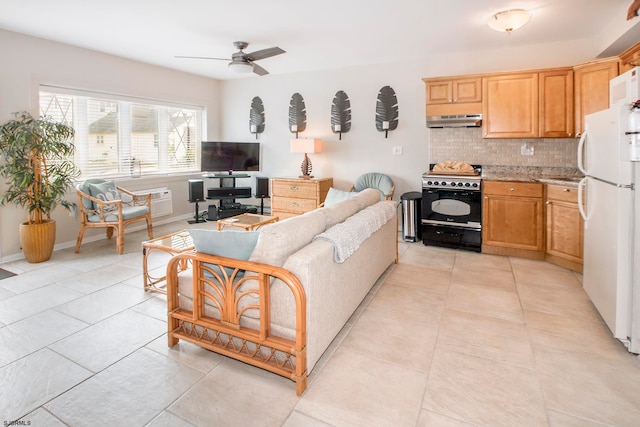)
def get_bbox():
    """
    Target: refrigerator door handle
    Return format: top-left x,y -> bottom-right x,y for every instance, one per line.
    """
578,177 -> 588,224
577,132 -> 587,175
